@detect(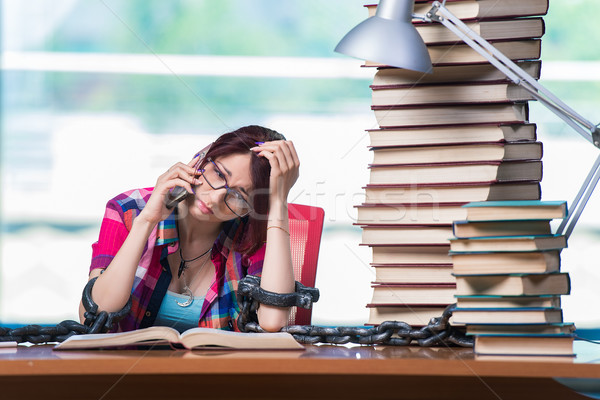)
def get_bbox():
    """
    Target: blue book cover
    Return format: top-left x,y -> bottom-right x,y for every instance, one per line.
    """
449,234 -> 567,252
452,219 -> 554,239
